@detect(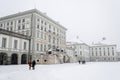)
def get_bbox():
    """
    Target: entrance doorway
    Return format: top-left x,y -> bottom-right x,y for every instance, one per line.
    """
21,54 -> 27,64
0,52 -> 7,65
11,54 -> 18,64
